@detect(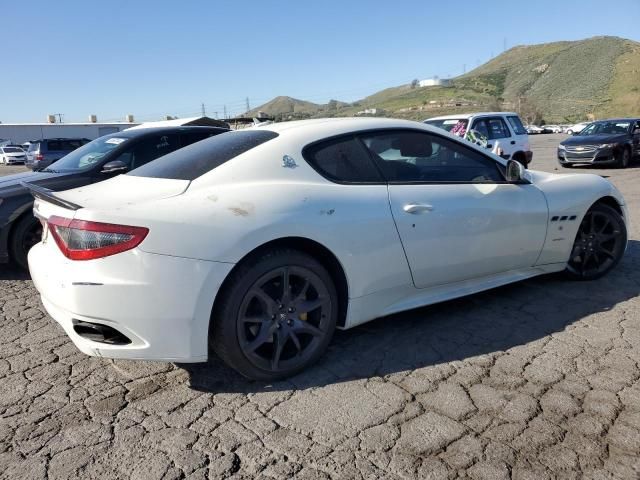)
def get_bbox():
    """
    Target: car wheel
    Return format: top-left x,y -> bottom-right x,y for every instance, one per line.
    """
565,203 -> 626,281
10,214 -> 42,270
211,248 -> 338,380
616,147 -> 630,168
